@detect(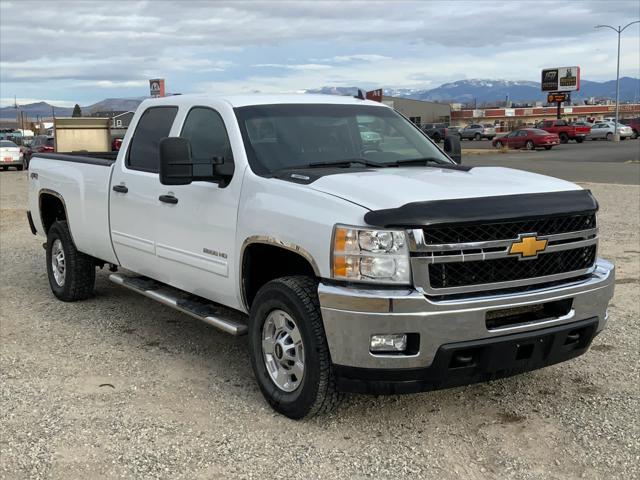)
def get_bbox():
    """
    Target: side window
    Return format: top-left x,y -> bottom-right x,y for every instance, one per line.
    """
127,107 -> 178,172
180,107 -> 234,165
